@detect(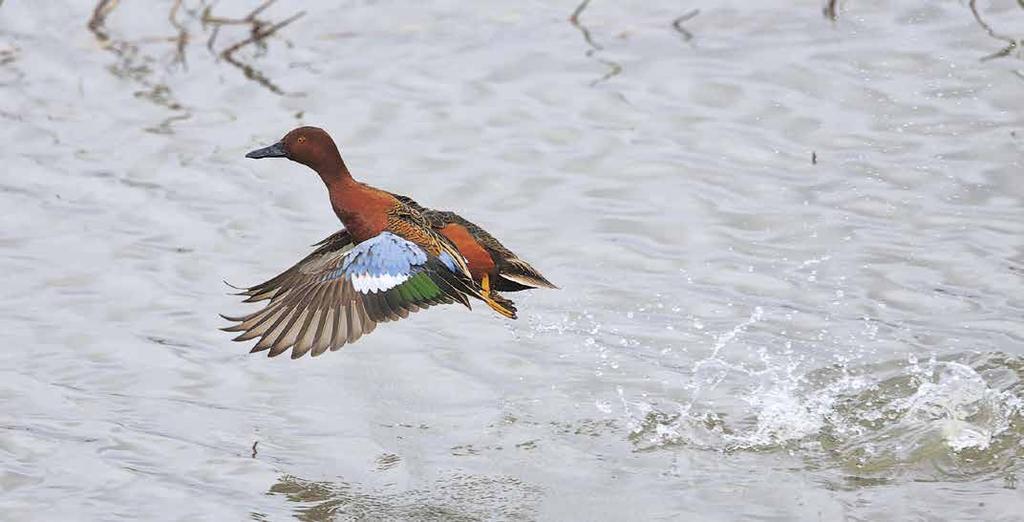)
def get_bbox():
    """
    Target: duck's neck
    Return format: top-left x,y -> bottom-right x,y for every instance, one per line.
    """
316,163 -> 355,194
316,162 -> 358,214
315,162 -> 387,241
310,147 -> 352,188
